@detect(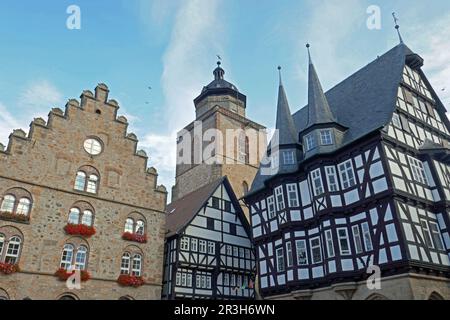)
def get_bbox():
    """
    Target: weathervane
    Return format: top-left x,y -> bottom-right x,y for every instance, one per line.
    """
392,12 -> 404,44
